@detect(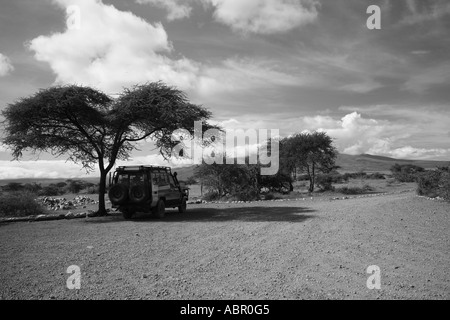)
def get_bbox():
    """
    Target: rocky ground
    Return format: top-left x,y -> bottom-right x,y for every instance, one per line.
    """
0,191 -> 448,300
